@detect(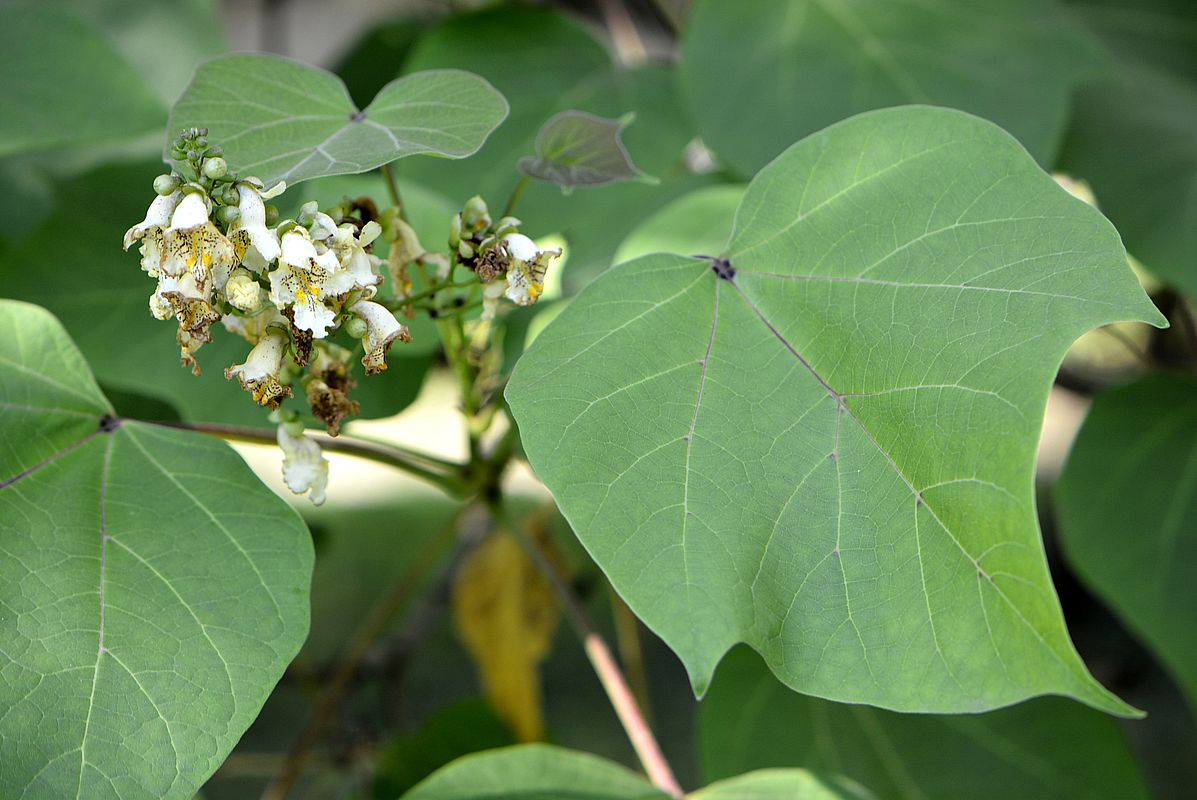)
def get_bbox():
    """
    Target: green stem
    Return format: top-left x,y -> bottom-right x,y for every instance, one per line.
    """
502,175 -> 531,219
380,163 -> 409,223
402,277 -> 477,307
156,421 -> 468,497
